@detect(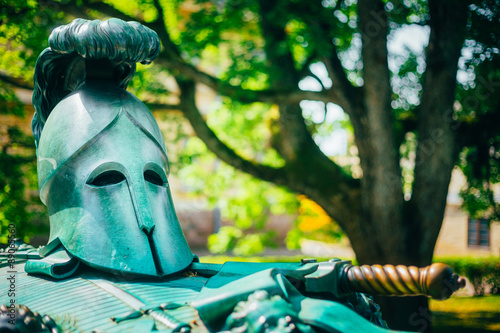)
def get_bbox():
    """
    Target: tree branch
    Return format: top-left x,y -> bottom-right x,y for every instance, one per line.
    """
60,0 -> 334,107
456,108 -> 500,148
81,0 -> 135,21
357,0 -> 393,131
144,101 -> 182,112
322,54 -> 361,109
177,79 -> 360,229
155,54 -> 333,104
0,72 -> 33,90
302,68 -> 326,91
150,0 -> 180,58
177,78 -> 290,185
294,1 -> 363,113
